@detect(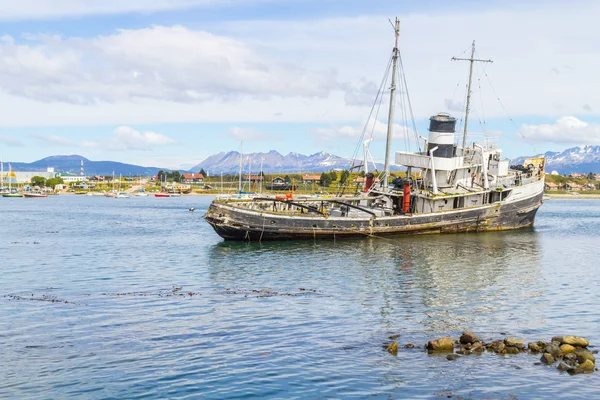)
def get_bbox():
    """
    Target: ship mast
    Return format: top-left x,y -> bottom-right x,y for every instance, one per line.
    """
452,40 -> 492,152
383,17 -> 400,191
